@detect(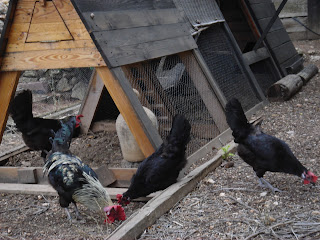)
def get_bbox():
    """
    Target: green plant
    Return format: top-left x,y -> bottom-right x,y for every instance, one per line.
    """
221,144 -> 235,160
